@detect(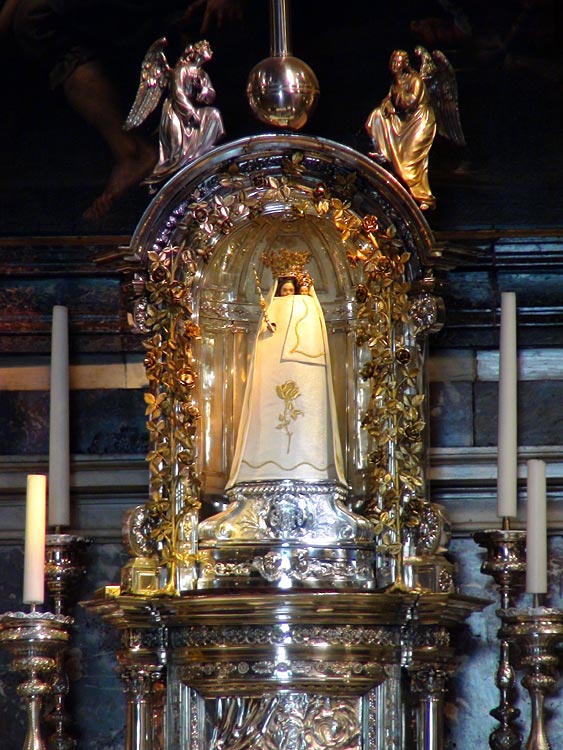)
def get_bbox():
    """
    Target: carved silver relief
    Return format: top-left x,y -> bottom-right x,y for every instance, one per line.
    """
198,548 -> 374,587
208,693 -> 361,750
401,625 -> 450,650
171,624 -> 398,648
182,659 -> 384,683
412,503 -> 451,556
197,480 -> 375,588
199,481 -> 372,544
